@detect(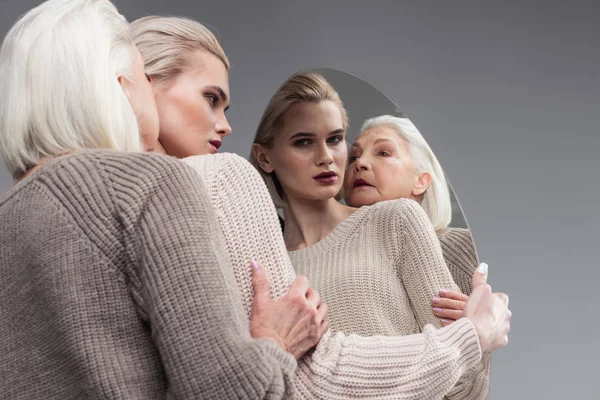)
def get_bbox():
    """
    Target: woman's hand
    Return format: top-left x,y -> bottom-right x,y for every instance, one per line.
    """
462,263 -> 511,353
432,290 -> 469,326
249,260 -> 329,360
